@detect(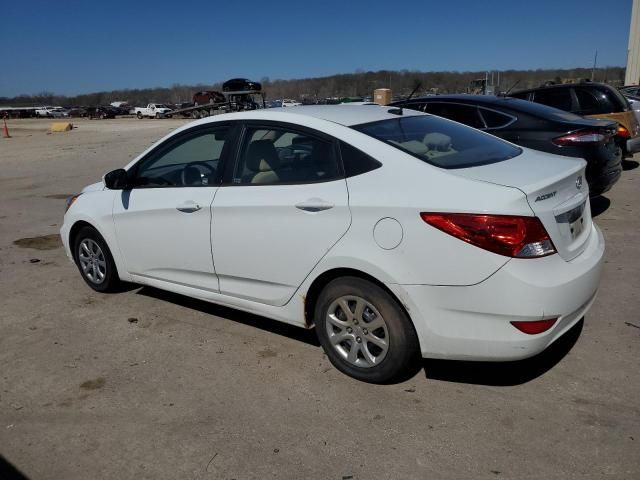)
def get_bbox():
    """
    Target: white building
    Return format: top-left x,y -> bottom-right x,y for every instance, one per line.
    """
626,0 -> 640,85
